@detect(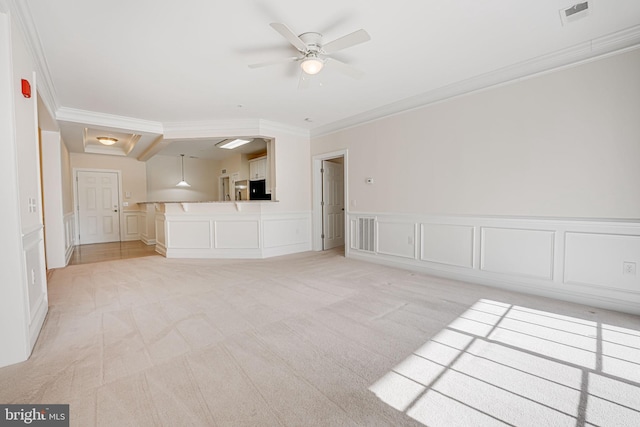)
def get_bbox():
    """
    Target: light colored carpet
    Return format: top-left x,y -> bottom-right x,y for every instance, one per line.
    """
1,249 -> 638,426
